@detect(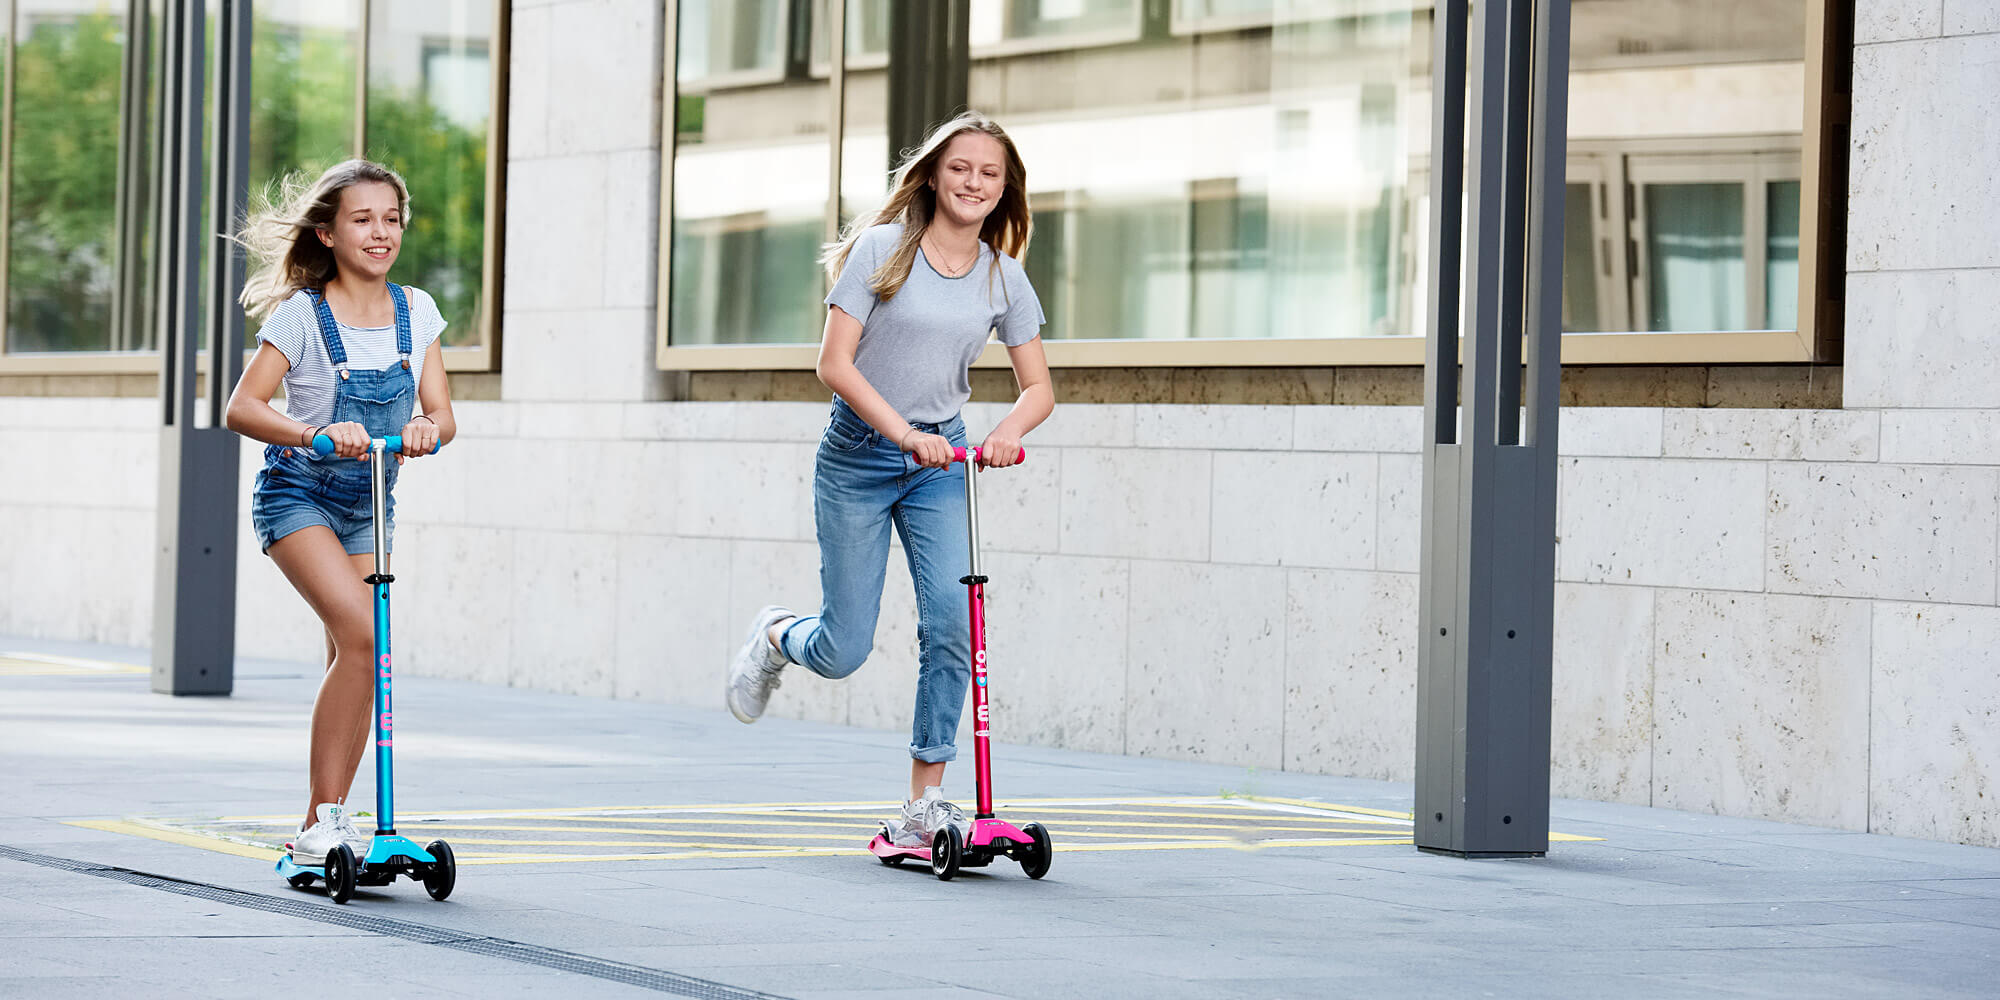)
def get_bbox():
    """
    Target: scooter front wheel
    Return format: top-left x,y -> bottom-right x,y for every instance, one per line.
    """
1019,822 -> 1053,880
325,844 -> 358,904
931,825 -> 962,881
423,840 -> 457,901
